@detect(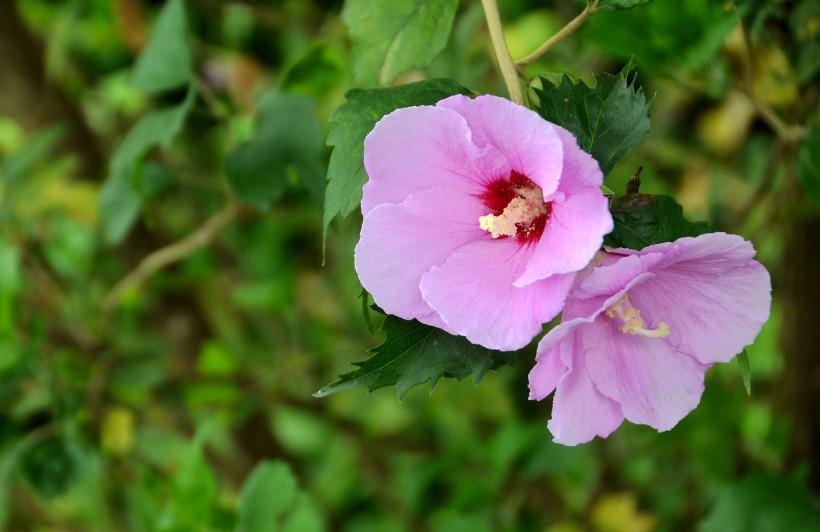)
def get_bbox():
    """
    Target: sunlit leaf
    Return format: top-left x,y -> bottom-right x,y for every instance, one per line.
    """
323,78 -> 471,240
130,0 -> 193,93
237,461 -> 297,532
534,65 -> 651,176
316,313 -> 518,399
342,0 -> 459,86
